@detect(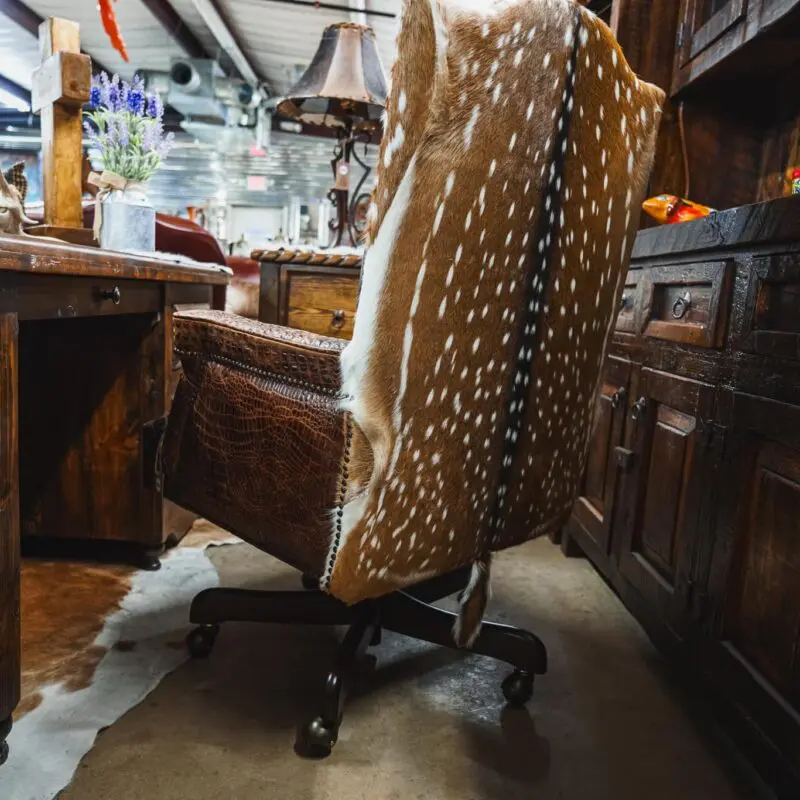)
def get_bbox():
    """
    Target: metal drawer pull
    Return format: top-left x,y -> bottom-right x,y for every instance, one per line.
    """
331,309 -> 346,326
671,291 -> 691,319
631,396 -> 647,421
619,293 -> 632,311
99,285 -> 121,305
610,386 -> 627,410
